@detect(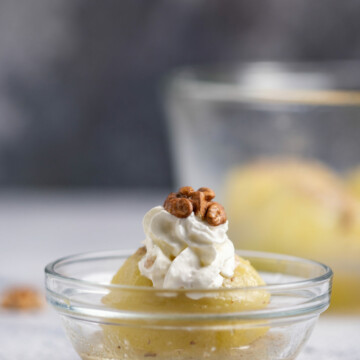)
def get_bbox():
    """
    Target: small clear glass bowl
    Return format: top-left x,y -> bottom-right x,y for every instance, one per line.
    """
45,250 -> 332,360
